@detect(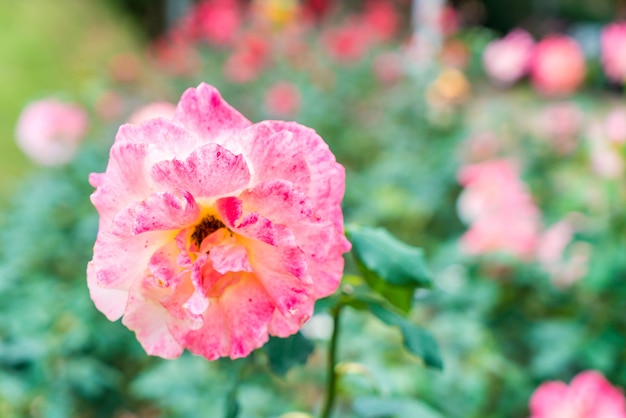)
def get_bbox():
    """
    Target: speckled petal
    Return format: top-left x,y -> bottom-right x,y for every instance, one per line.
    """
151,143 -> 251,199
173,83 -> 251,142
